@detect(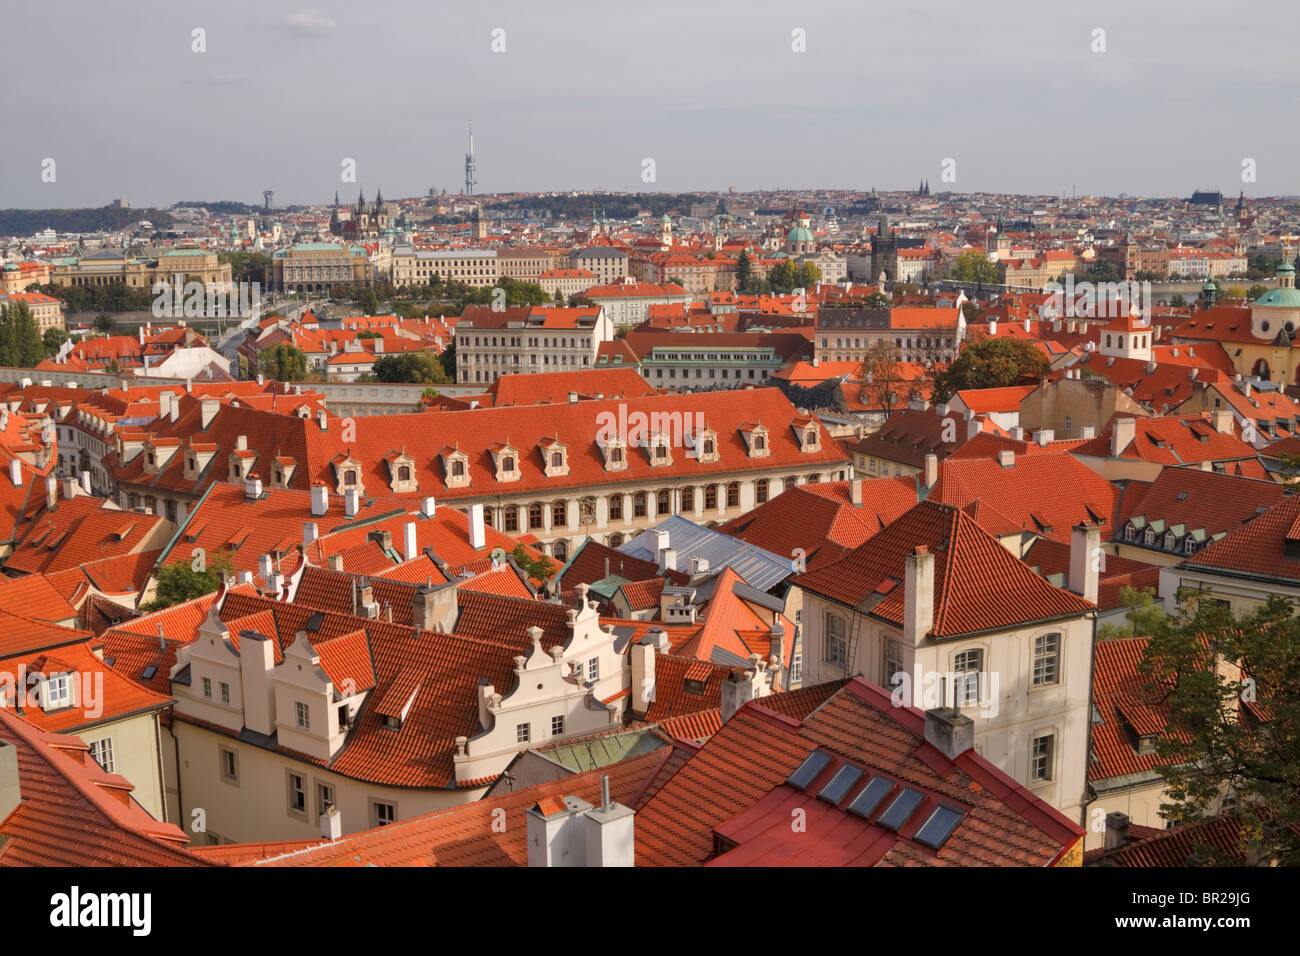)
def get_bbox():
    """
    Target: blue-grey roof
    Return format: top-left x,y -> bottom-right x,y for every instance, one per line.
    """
618,515 -> 793,592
